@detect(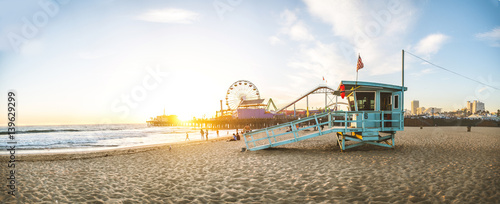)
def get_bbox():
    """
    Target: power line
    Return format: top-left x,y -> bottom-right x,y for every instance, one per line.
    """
405,51 -> 500,91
